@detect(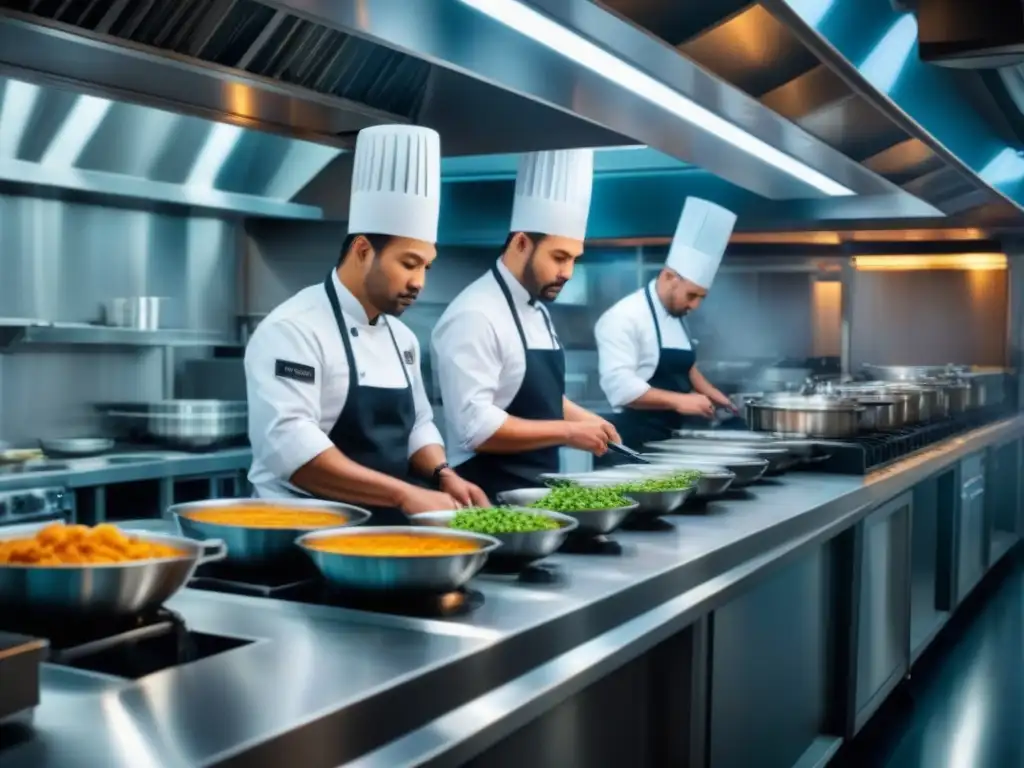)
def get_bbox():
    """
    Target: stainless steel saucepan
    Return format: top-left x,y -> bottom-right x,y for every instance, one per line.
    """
745,394 -> 863,438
